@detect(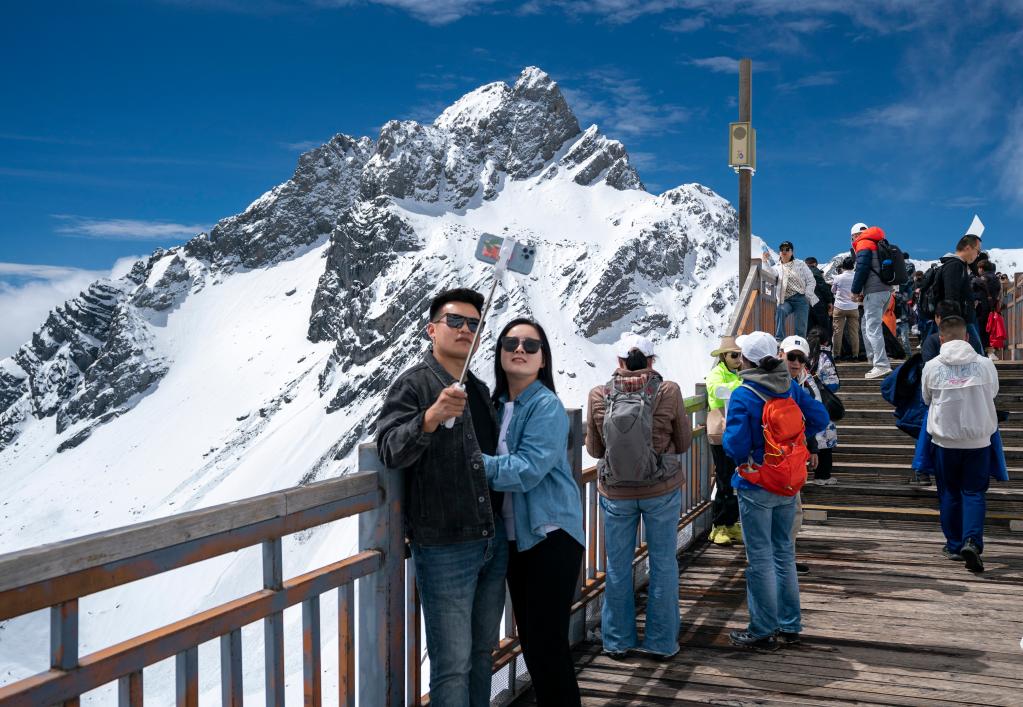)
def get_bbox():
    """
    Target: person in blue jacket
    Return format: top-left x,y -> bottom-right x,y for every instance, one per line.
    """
483,317 -> 585,707
723,331 -> 829,650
